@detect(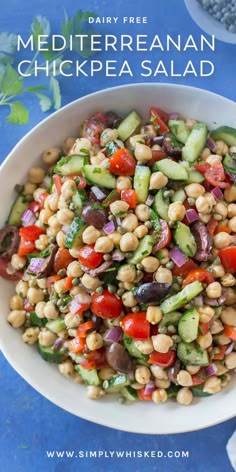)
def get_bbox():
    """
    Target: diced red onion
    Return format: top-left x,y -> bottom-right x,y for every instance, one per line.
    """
168,112 -> 179,120
112,249 -> 125,262
62,225 -> 69,234
21,209 -> 36,227
144,381 -> 156,396
186,209 -> 199,224
88,261 -> 112,277
211,187 -> 223,200
103,221 -> 115,235
104,327 -> 123,343
69,293 -> 91,314
27,258 -> 45,273
145,194 -> 154,206
205,364 -> 217,377
225,342 -> 235,356
226,171 -> 236,183
170,247 -> 187,267
91,186 -> 107,201
206,137 -> 216,151
52,337 -> 64,352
